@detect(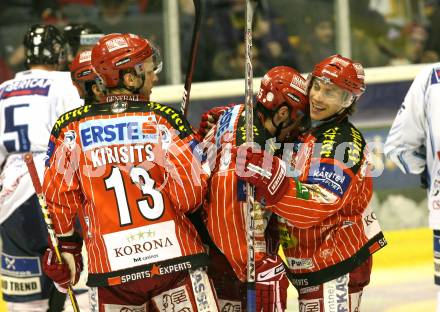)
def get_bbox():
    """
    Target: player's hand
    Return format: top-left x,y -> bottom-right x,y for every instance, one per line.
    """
235,147 -> 289,205
197,104 -> 234,139
42,233 -> 83,293
256,255 -> 289,312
